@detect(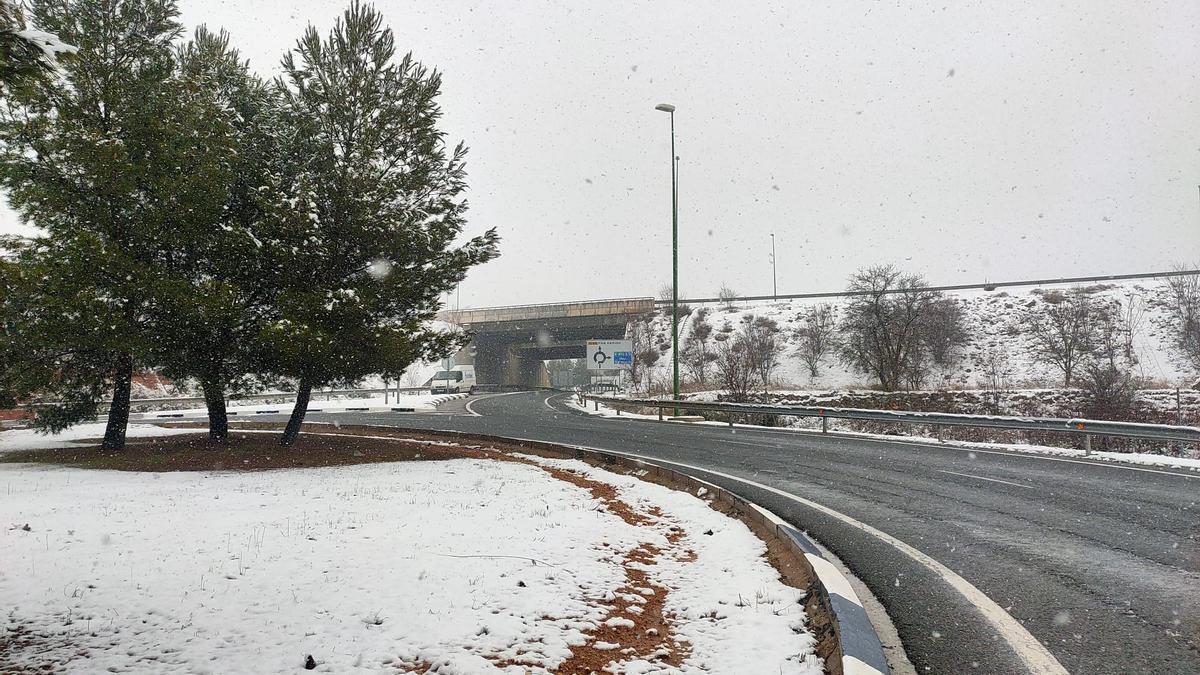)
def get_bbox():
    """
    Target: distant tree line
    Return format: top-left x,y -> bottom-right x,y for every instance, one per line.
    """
0,0 -> 499,448
660,264 -> 1199,410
